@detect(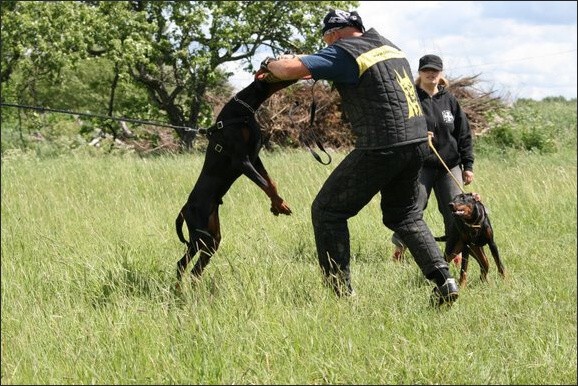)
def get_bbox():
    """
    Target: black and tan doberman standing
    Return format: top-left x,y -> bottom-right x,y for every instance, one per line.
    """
444,192 -> 506,287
